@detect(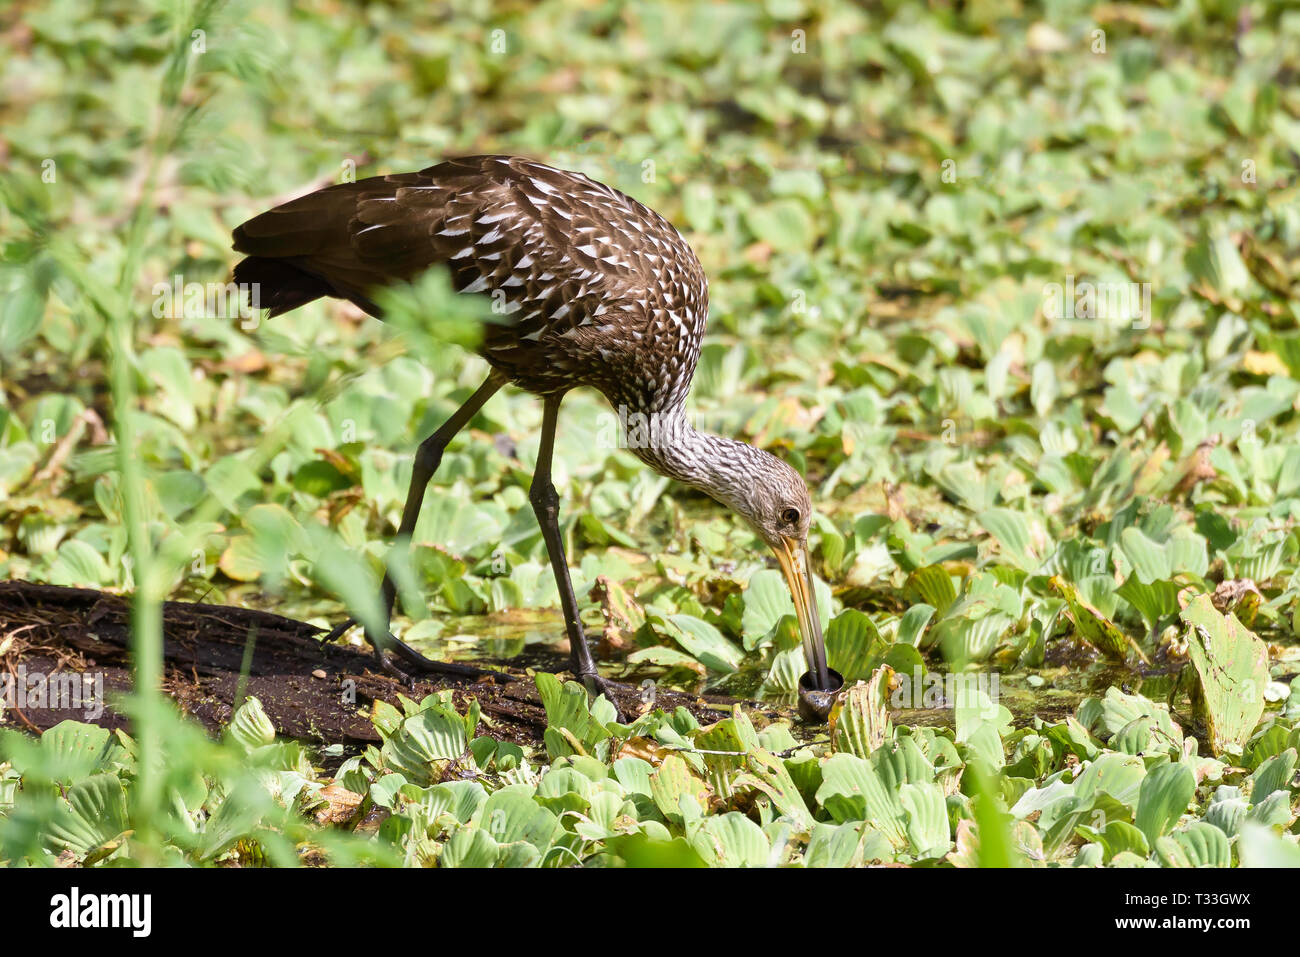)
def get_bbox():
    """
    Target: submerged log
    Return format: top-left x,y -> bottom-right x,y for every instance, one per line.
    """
0,581 -> 771,748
